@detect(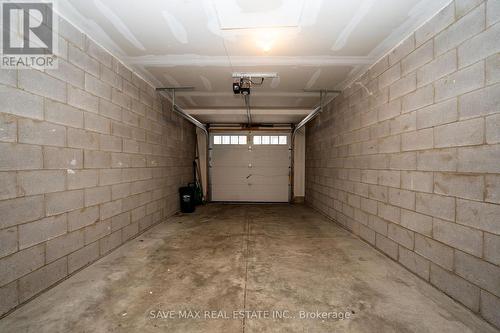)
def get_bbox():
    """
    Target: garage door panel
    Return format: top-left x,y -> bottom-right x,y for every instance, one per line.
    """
249,149 -> 289,161
210,133 -> 290,202
211,150 -> 289,166
211,160 -> 288,168
212,184 -> 289,202
212,167 -> 288,185
211,159 -> 251,167
250,159 -> 290,168
246,174 -> 289,185
249,155 -> 289,167
211,149 -> 251,166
